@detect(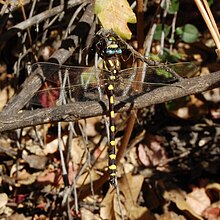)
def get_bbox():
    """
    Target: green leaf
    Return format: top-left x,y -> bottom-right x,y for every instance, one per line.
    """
208,0 -> 213,6
153,24 -> 171,41
163,0 -> 179,14
95,0 -> 137,40
155,68 -> 174,78
175,26 -> 183,35
169,0 -> 179,13
159,48 -> 182,62
176,24 -> 200,43
148,53 -> 161,62
156,62 -> 199,79
168,38 -> 175,44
